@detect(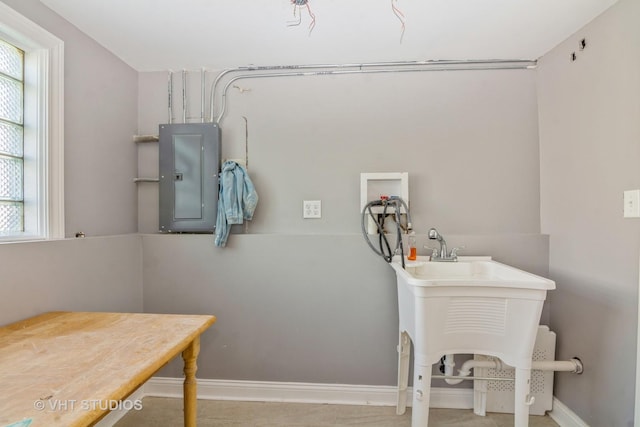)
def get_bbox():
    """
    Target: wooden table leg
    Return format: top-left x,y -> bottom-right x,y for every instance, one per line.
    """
182,336 -> 200,427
